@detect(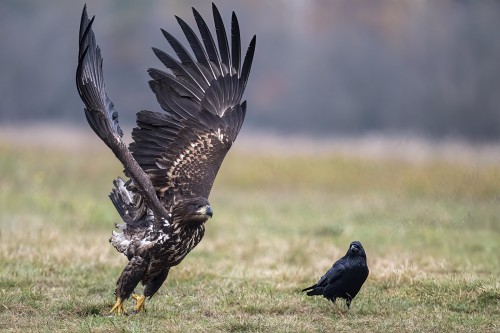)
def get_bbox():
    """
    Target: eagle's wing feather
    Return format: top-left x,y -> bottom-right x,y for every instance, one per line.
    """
212,4 -> 231,76
76,7 -> 122,142
192,7 -> 222,76
159,28 -> 211,89
76,6 -> 169,219
151,47 -> 205,100
129,4 -> 255,202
